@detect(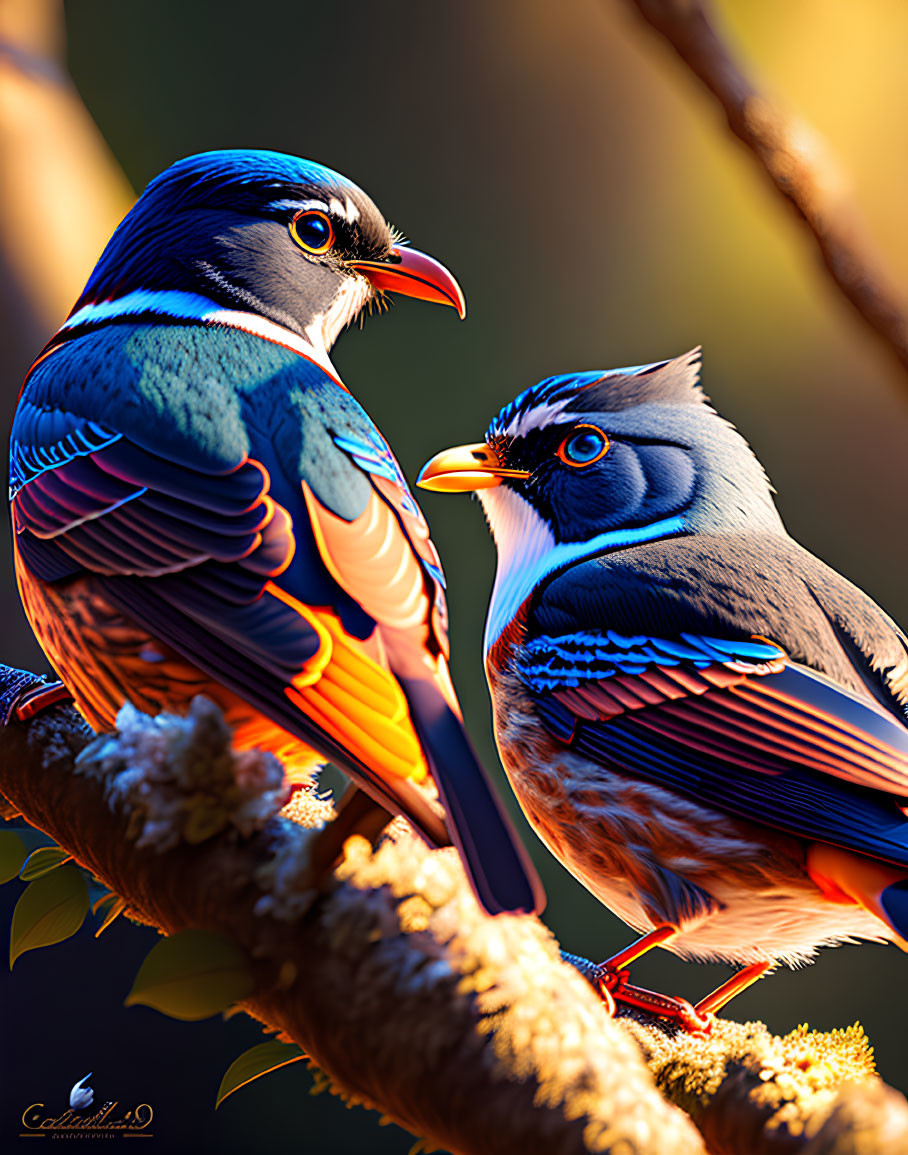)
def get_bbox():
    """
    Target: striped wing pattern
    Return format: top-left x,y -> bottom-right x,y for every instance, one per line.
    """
519,630 -> 908,867
11,348 -> 542,916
